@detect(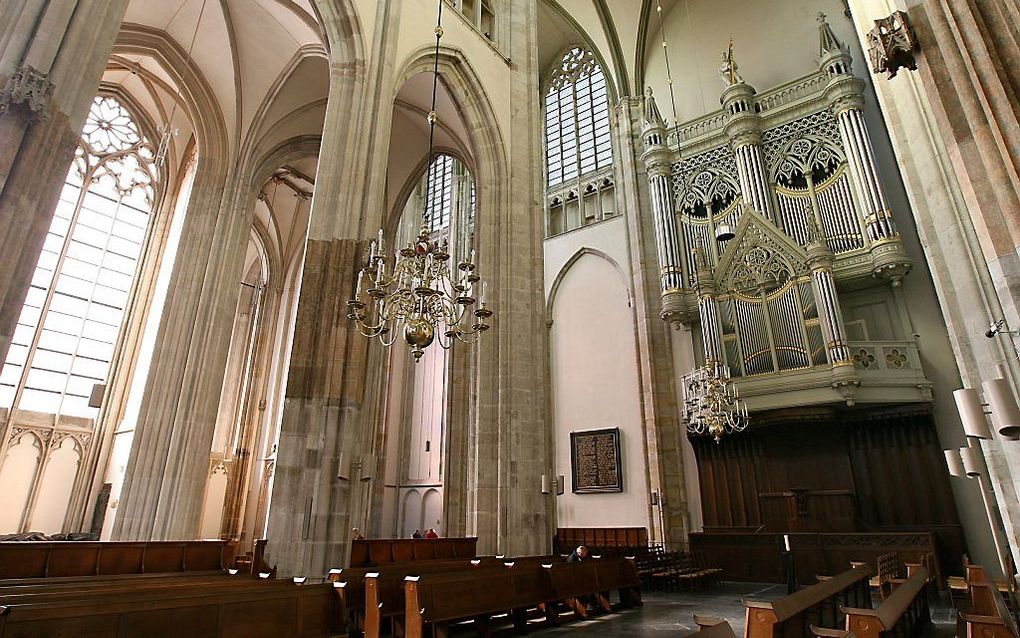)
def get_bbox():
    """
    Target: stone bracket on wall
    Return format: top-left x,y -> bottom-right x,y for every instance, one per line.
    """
0,65 -> 55,121
867,11 -> 919,79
